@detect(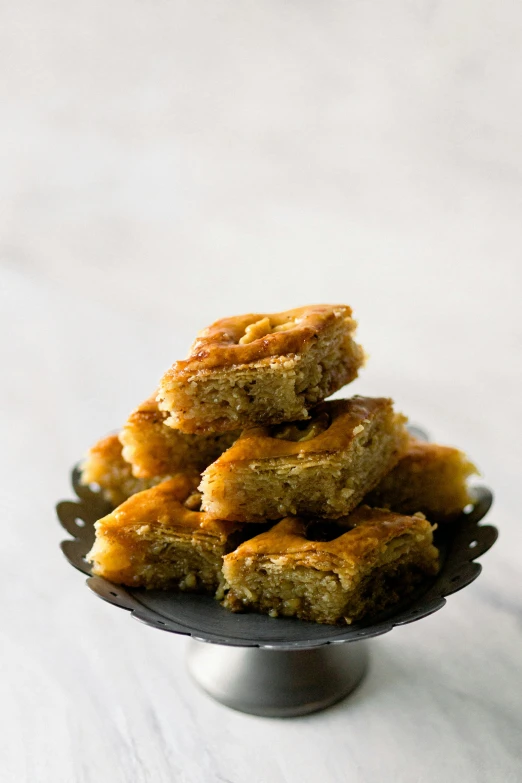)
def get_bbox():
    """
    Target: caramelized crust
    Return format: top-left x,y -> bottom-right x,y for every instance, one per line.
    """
214,397 -> 391,463
170,305 -> 359,371
87,474 -> 240,591
157,304 -> 365,434
91,474 -> 230,537
119,395 -> 238,478
223,507 -> 439,625
367,437 -> 478,521
80,434 -> 165,506
227,507 -> 433,560
200,397 -> 409,521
